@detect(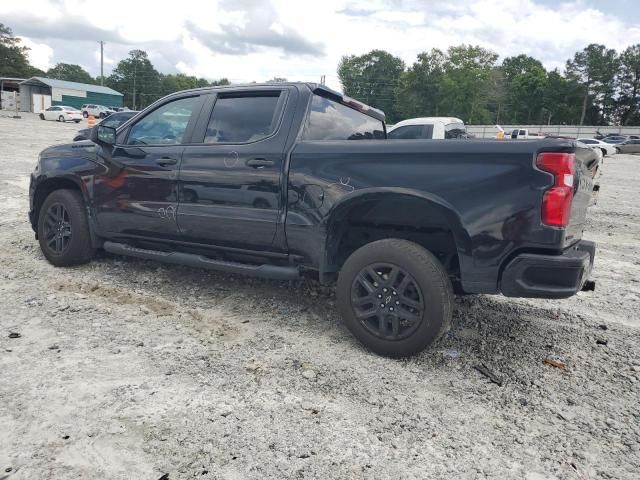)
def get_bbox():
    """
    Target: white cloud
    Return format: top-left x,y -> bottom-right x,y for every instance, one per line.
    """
2,0 -> 640,91
19,37 -> 54,71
